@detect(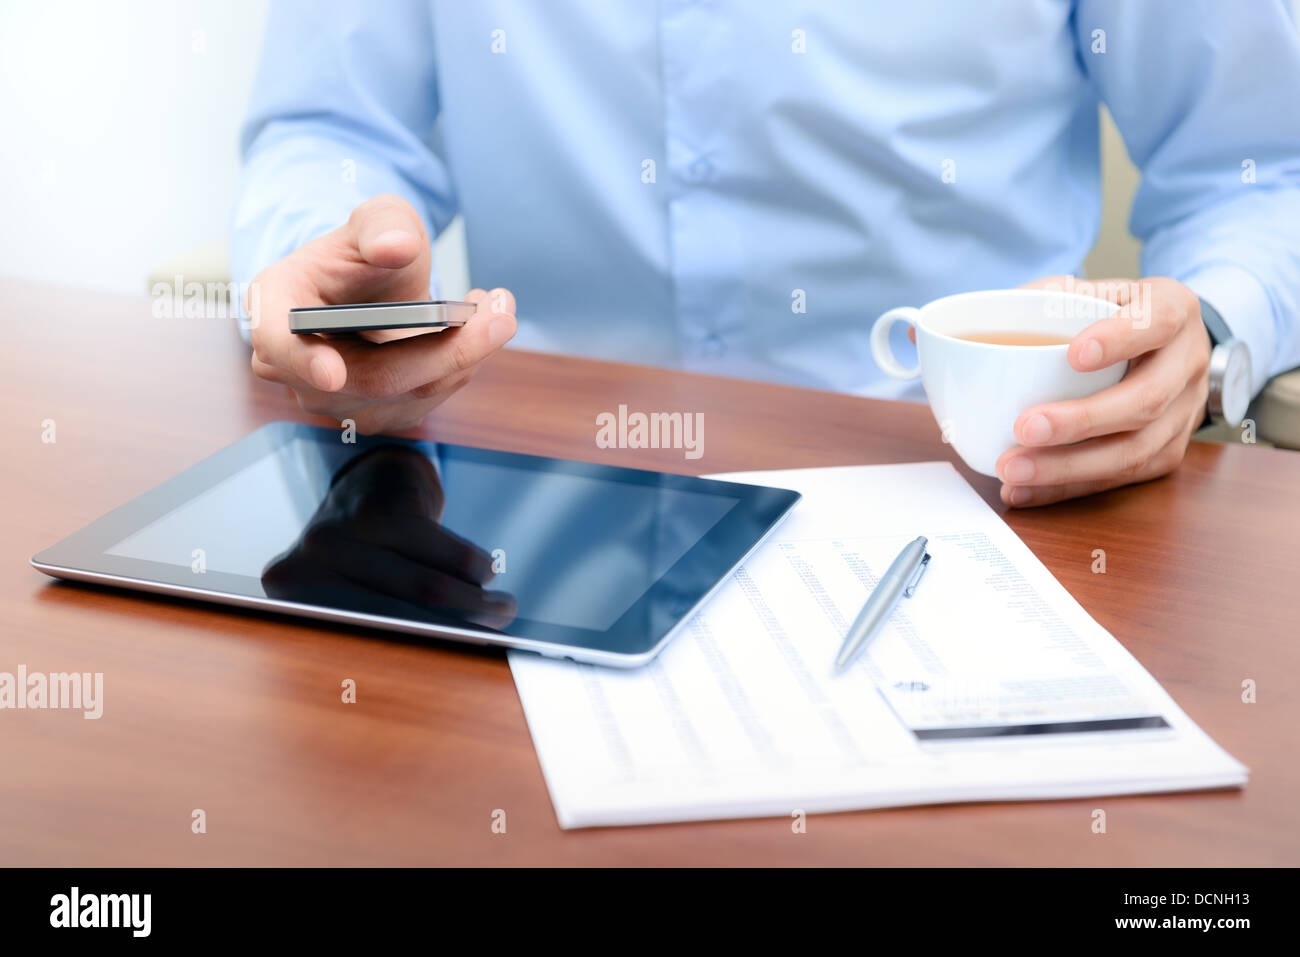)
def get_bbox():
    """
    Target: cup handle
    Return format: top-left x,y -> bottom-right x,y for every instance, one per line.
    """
871,307 -> 922,379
